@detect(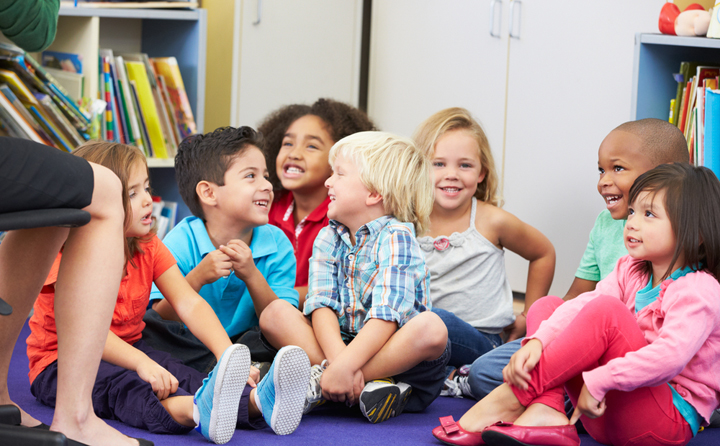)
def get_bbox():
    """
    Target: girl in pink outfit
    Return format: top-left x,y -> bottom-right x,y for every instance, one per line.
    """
432,163 -> 720,446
